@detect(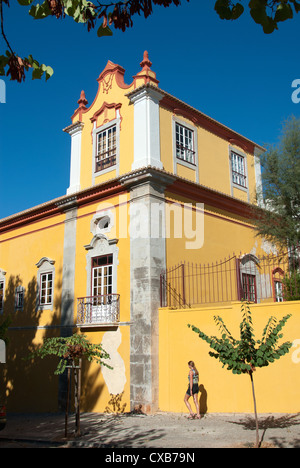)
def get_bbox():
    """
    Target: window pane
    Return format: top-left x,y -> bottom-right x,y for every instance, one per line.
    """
92,255 -> 113,296
274,281 -> 283,302
175,123 -> 195,164
96,126 -> 117,172
16,289 -> 24,309
231,152 -> 246,187
17,292 -> 23,308
242,274 -> 256,302
40,272 -> 53,305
